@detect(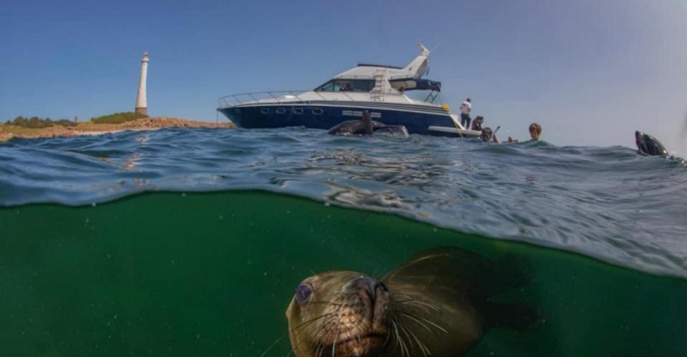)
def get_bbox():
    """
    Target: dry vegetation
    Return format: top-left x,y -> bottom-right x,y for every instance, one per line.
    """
0,117 -> 235,142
